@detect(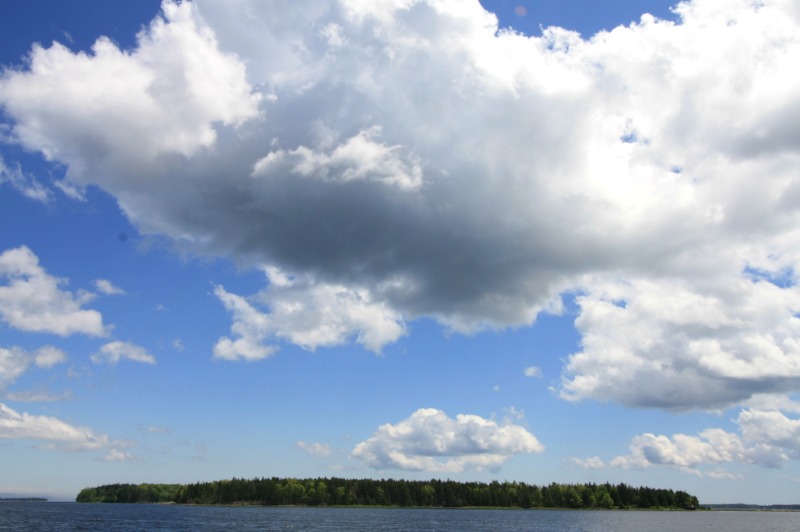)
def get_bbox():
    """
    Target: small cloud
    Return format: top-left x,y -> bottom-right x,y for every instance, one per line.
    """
0,246 -> 107,337
102,449 -> 142,462
94,279 -> 125,296
514,6 -> 527,17
706,469 -> 744,480
154,303 -> 167,312
0,156 -> 53,203
0,402 -> 110,451
54,180 -> 85,201
568,456 -> 607,469
524,366 -> 542,378
297,440 -> 332,458
0,346 -> 66,389
5,390 -> 73,403
33,346 -> 67,368
91,341 -> 156,365
502,406 -> 526,423
493,385 -> 500,392
147,426 -> 170,434
172,338 -> 185,352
